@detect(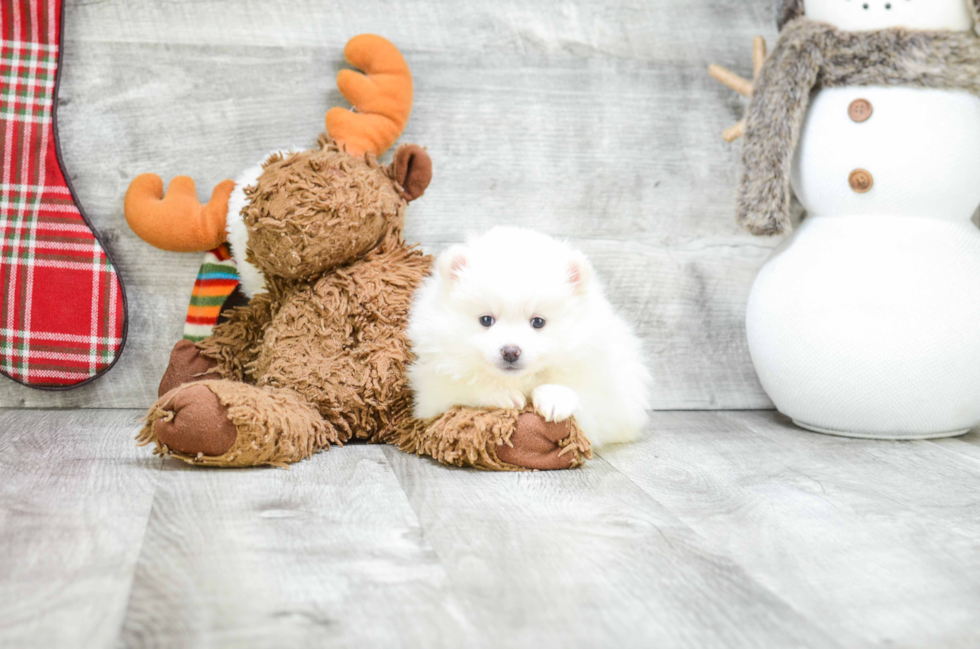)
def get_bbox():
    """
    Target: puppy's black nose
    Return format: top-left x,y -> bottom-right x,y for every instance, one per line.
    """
501,346 -> 521,364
